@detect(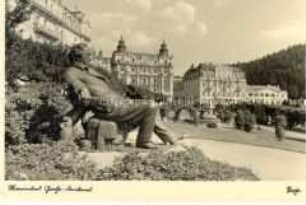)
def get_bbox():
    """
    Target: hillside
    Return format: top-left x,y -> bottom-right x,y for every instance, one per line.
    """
235,44 -> 305,99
